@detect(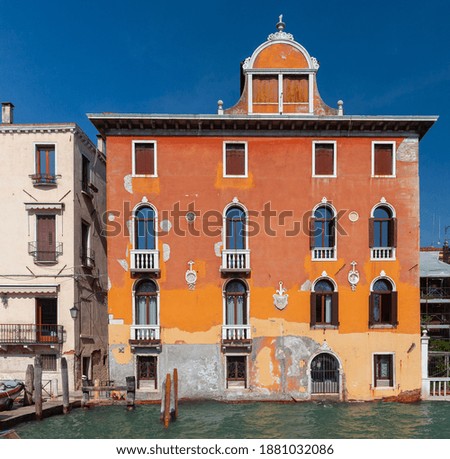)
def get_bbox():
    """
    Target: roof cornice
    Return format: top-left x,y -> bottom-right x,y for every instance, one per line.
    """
87,113 -> 438,140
